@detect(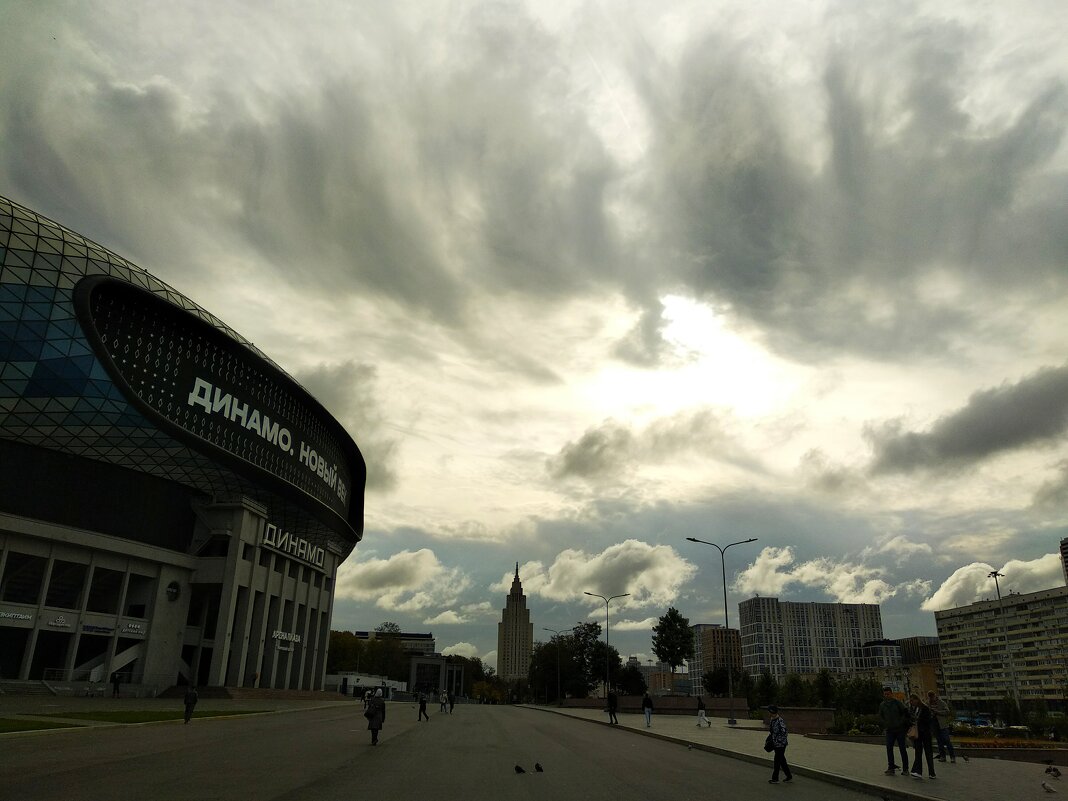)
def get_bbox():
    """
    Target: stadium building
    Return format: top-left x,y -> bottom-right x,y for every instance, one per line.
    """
0,196 -> 365,692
